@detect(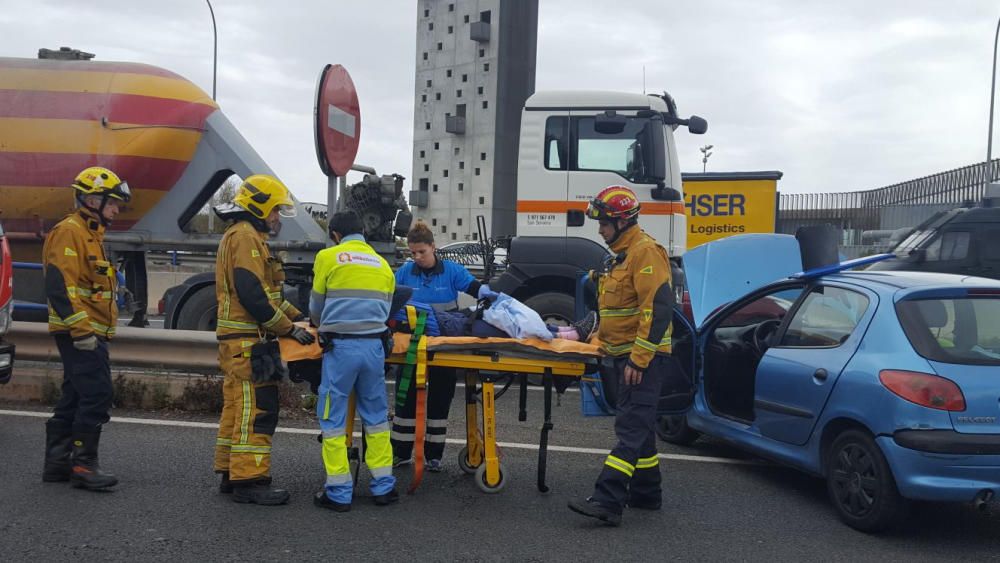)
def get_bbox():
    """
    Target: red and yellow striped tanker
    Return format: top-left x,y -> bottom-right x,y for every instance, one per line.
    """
0,57 -> 218,233
0,56 -> 326,324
